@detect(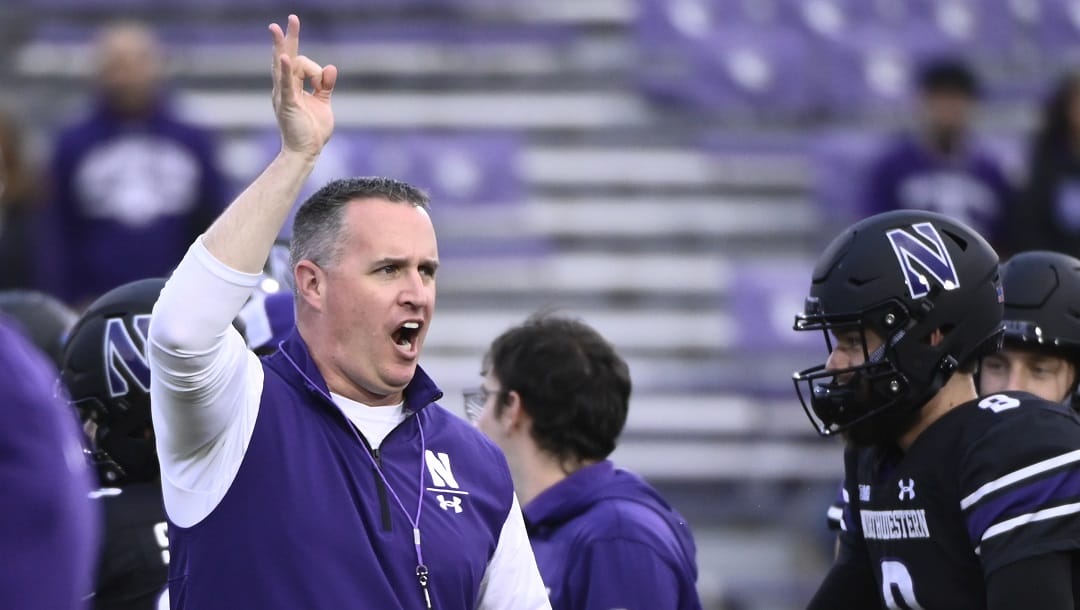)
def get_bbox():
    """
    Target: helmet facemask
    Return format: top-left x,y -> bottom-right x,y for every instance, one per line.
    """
793,299 -> 931,446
